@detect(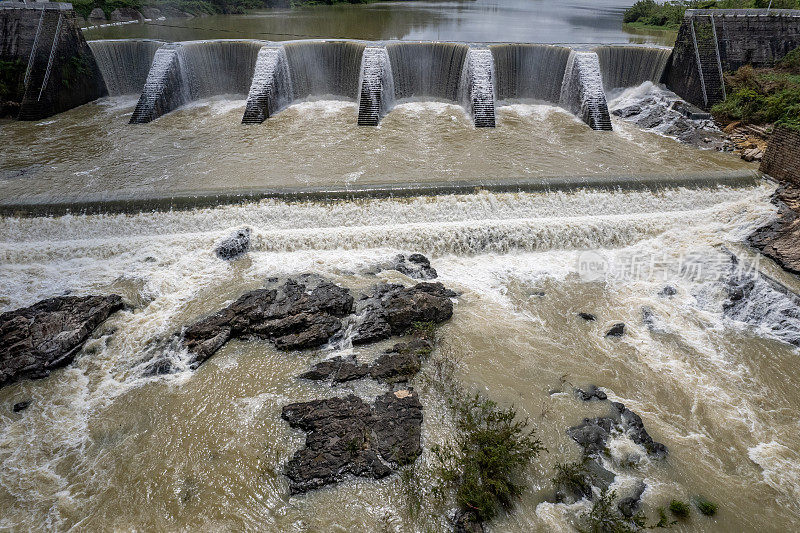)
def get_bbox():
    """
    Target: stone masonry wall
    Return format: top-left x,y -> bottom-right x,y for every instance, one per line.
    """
665,9 -> 800,109
0,3 -> 106,120
761,126 -> 800,186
